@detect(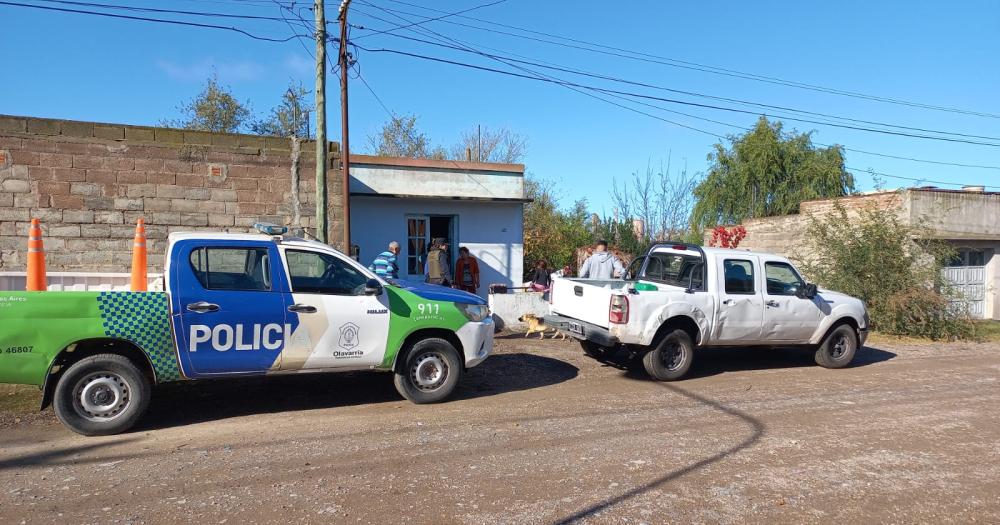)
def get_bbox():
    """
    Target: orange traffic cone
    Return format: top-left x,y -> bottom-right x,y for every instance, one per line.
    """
26,219 -> 47,291
130,218 -> 148,292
